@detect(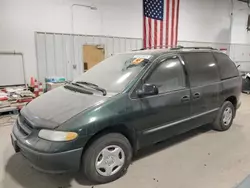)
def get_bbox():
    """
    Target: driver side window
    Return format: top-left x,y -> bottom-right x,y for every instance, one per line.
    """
145,56 -> 186,94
